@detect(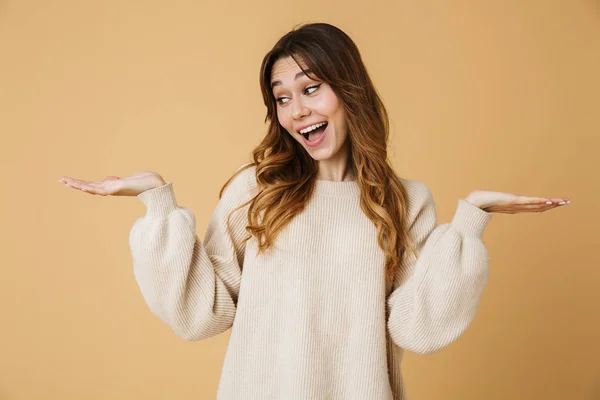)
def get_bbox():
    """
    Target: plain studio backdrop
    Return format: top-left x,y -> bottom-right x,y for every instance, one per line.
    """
1,0 -> 598,399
